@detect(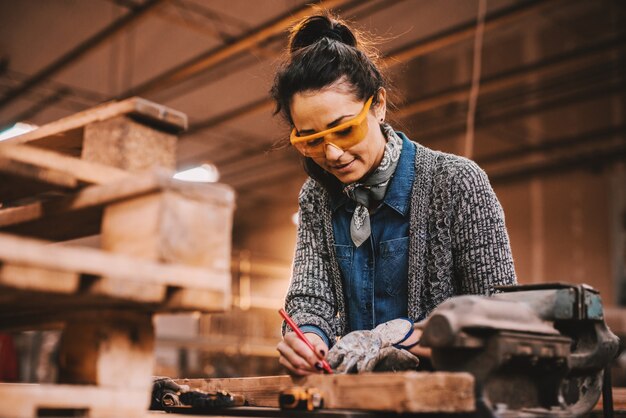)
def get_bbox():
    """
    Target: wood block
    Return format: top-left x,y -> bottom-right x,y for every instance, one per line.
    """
87,277 -> 166,304
165,287 -> 231,311
177,372 -> 476,413
101,184 -> 234,273
3,97 -> 187,156
0,263 -> 80,293
82,115 -> 177,171
0,383 -> 149,418
58,311 -> 154,390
